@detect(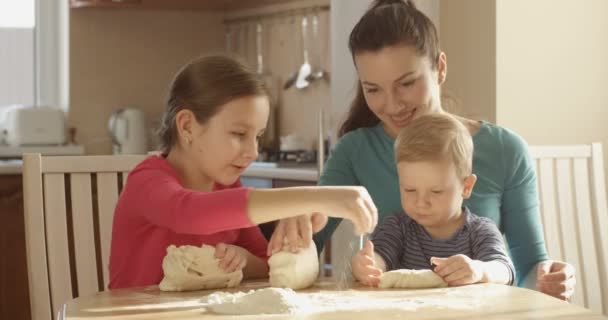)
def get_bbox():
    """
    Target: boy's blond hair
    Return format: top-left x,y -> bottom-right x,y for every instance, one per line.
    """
394,113 -> 473,178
